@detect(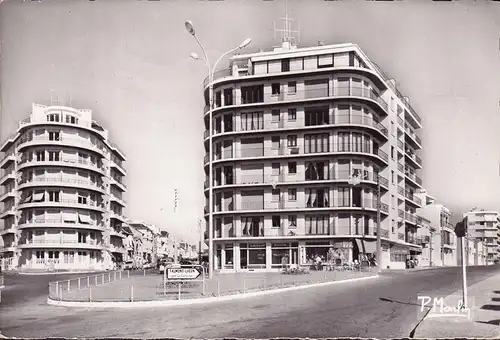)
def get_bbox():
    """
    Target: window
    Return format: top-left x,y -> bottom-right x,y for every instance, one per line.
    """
272,189 -> 280,202
288,189 -> 297,201
215,91 -> 222,107
391,146 -> 395,160
272,216 -> 281,228
271,83 -> 280,95
338,187 -> 350,207
281,59 -> 290,72
288,215 -> 297,228
47,114 -> 60,122
288,162 -> 297,174
36,151 -> 45,162
241,112 -> 264,131
271,136 -> 280,150
288,108 -> 297,121
287,135 -> 297,147
65,115 -> 78,124
48,151 -> 59,162
318,54 -> 333,68
271,109 -> 280,122
391,170 -> 395,184
48,191 -> 59,202
48,131 -> 60,141
288,82 -> 296,94
78,195 -> 87,205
